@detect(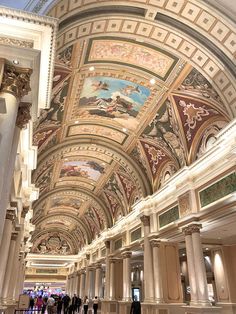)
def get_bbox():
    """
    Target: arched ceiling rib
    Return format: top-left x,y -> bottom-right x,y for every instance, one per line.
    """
30,0 -> 235,255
